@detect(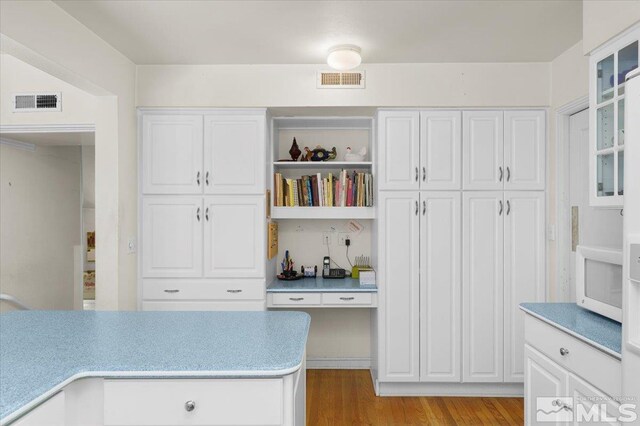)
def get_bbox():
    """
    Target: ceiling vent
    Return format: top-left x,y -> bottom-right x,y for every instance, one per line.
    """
317,71 -> 365,89
12,92 -> 62,112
